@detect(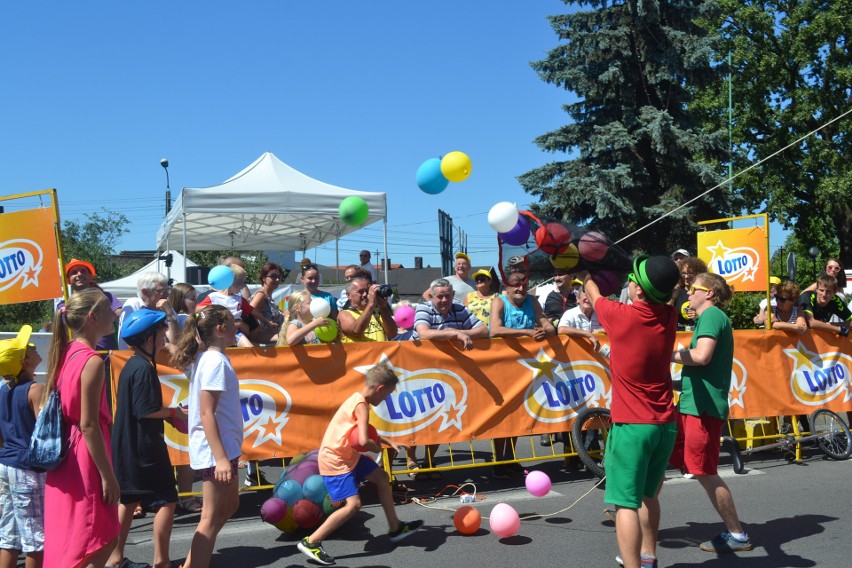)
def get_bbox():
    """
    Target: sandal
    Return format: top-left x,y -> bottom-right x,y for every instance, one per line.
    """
133,505 -> 146,519
178,497 -> 203,514
406,461 -> 425,481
